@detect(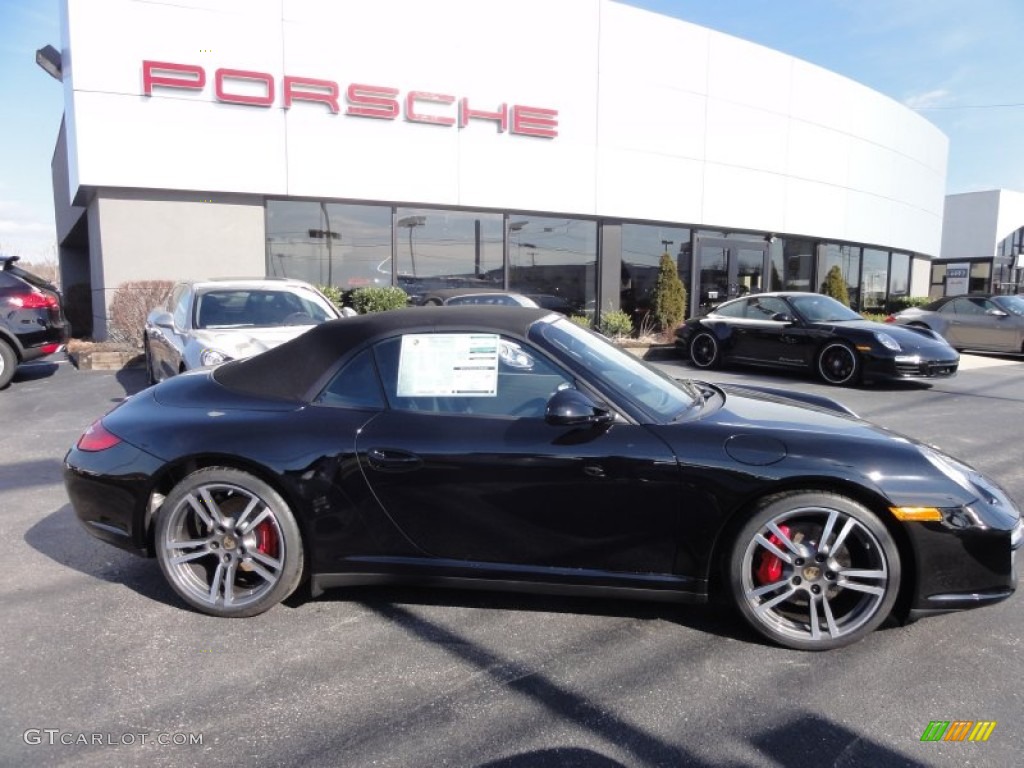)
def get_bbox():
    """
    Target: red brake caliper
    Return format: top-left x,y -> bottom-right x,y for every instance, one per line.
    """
255,520 -> 279,558
756,525 -> 790,584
